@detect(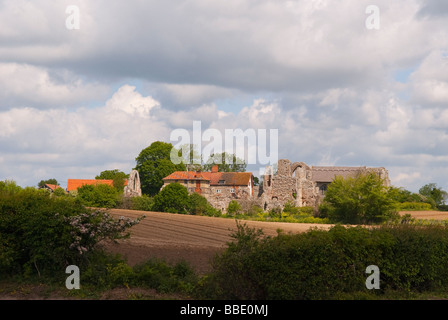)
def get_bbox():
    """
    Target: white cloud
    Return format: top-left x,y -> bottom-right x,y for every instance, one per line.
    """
1,0 -> 448,194
105,85 -> 159,118
0,63 -> 109,109
409,50 -> 448,105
